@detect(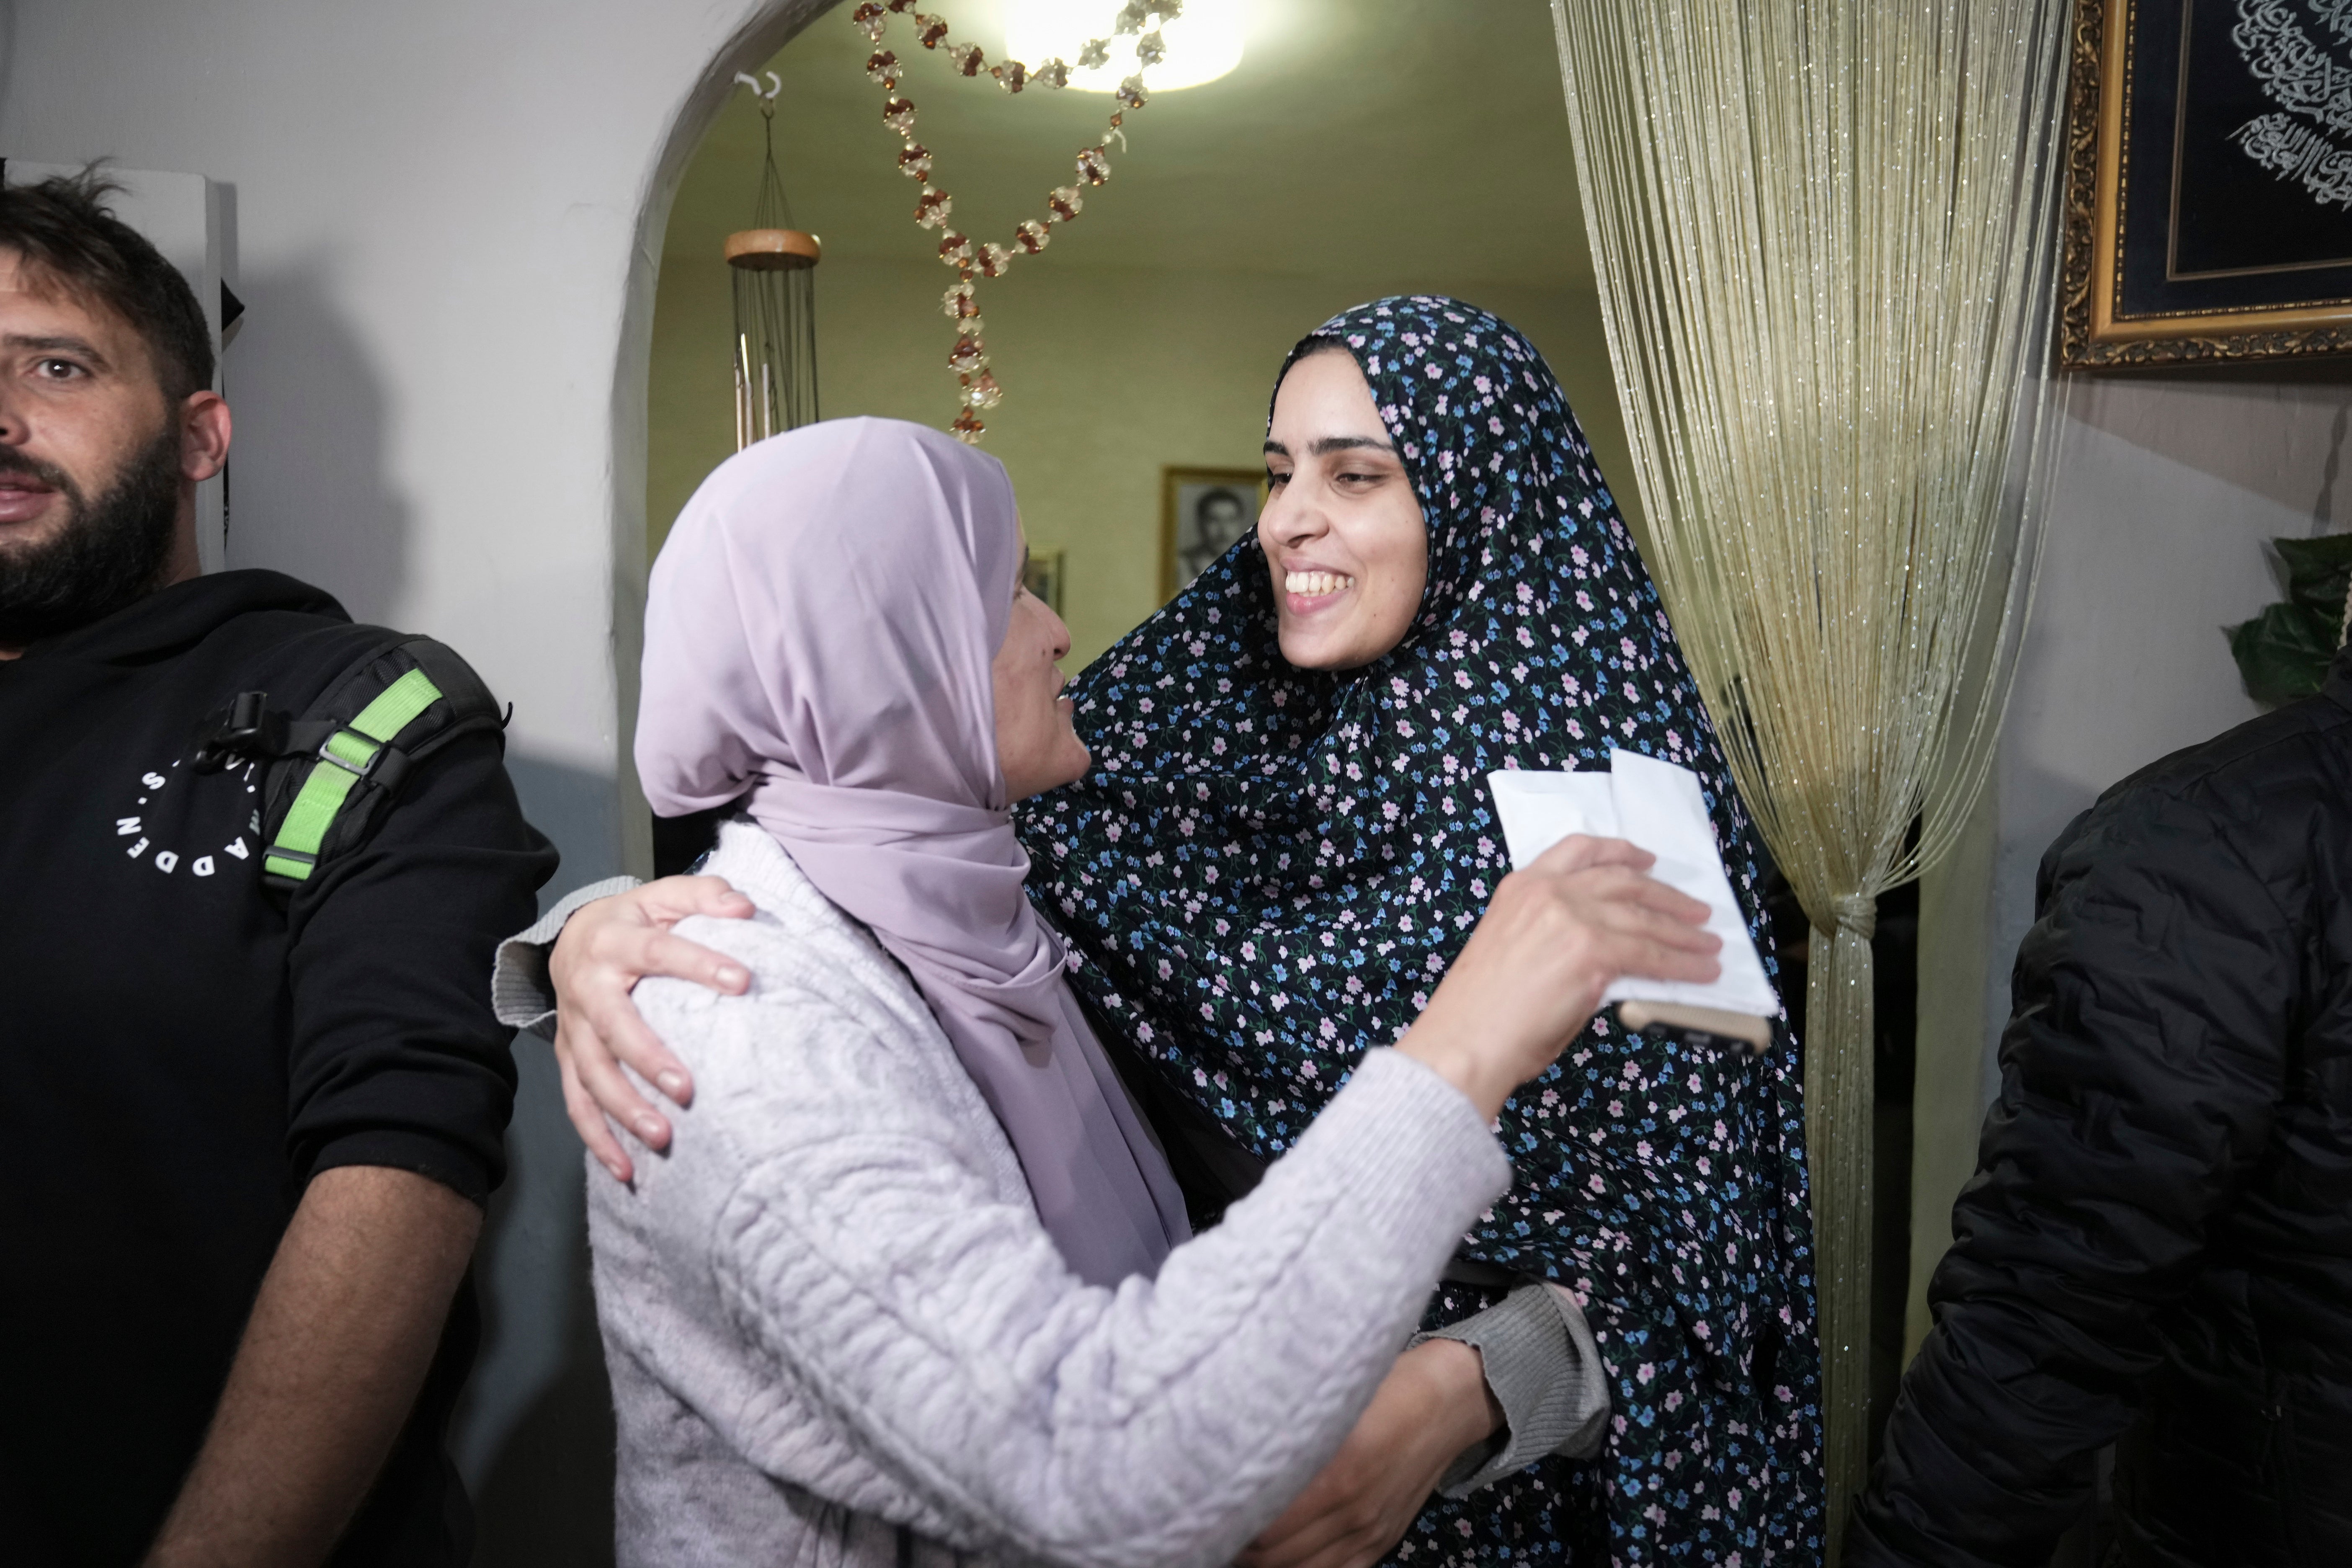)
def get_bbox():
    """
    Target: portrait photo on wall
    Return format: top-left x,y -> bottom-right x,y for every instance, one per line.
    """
1022,548 -> 1066,616
2063,0 -> 2352,366
1161,467 -> 1267,601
